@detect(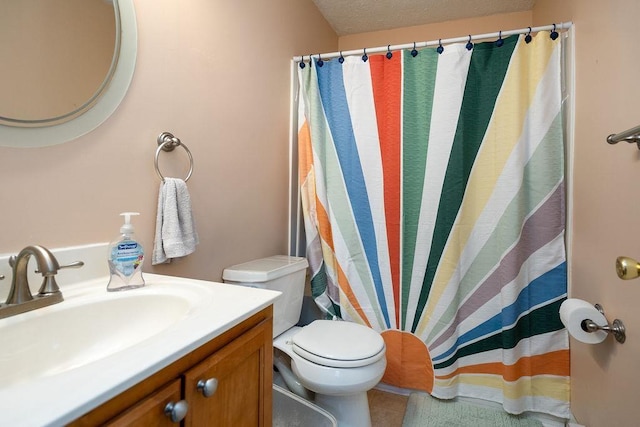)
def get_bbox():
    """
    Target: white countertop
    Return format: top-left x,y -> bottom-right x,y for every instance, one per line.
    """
0,273 -> 280,427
